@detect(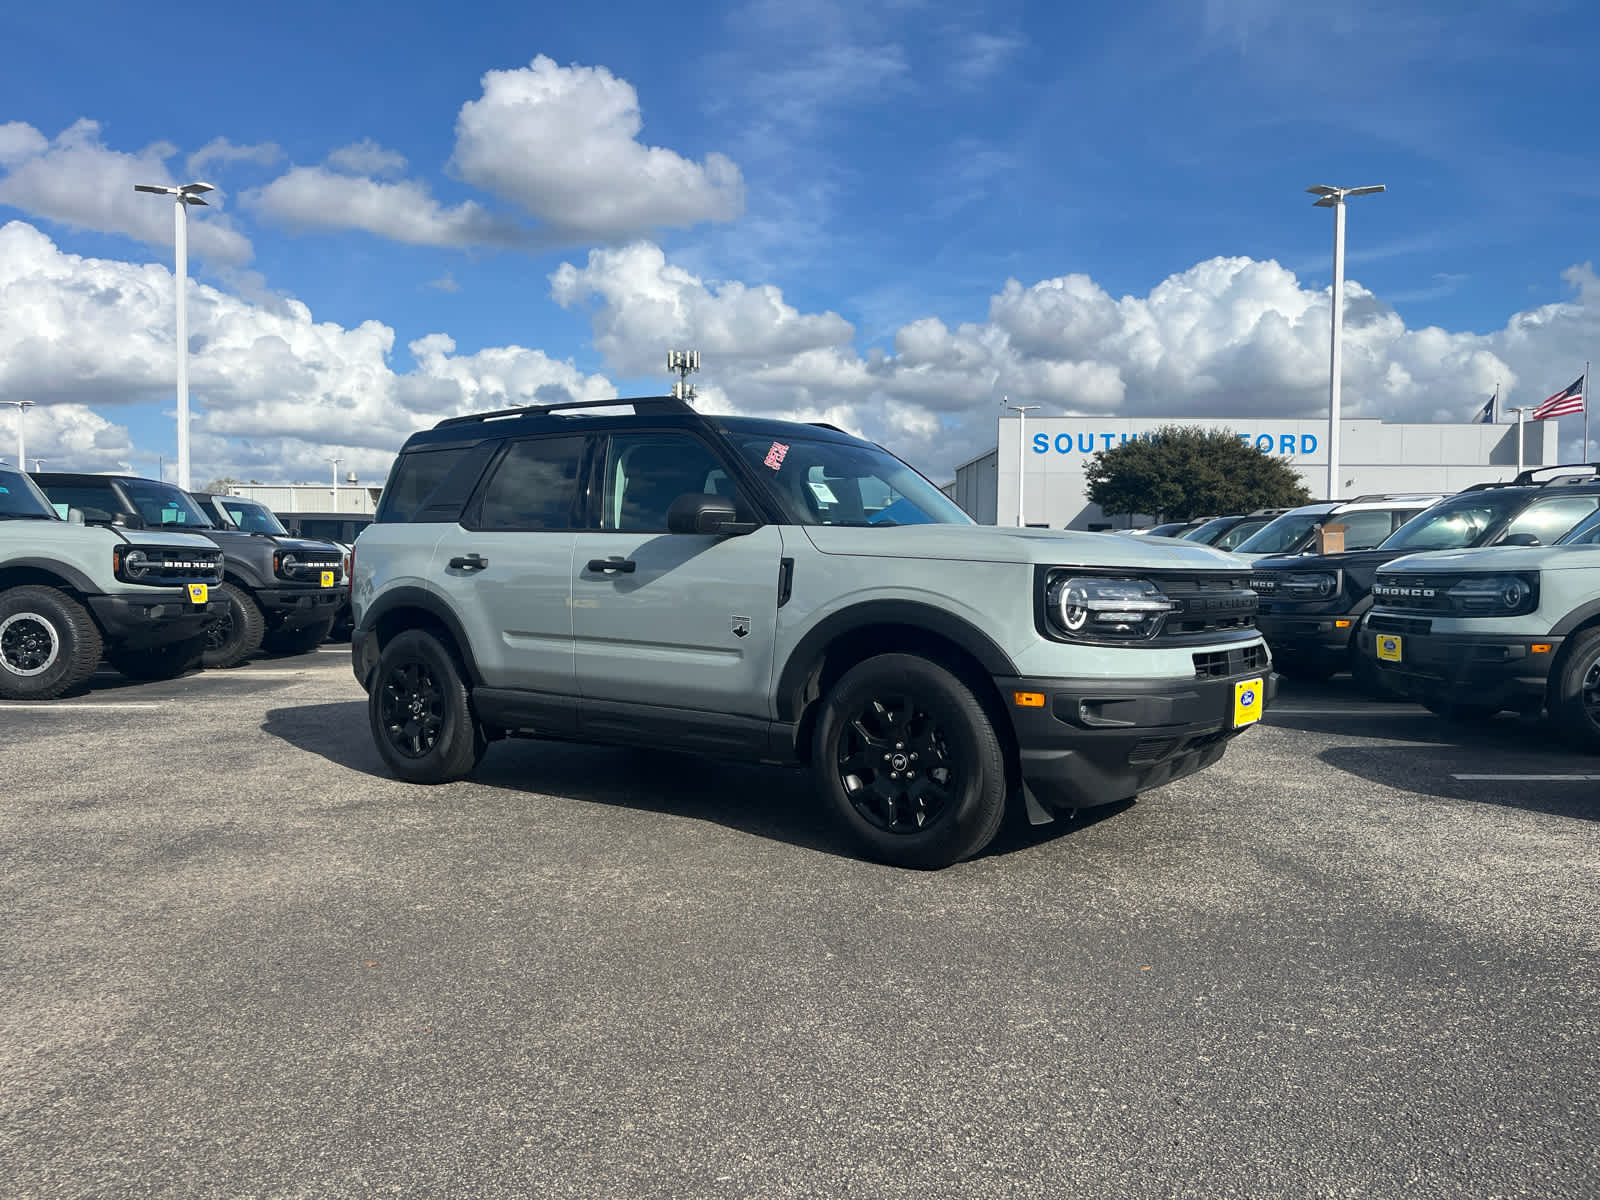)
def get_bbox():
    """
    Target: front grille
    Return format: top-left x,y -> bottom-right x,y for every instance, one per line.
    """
1367,614 -> 1432,636
1371,575 -> 1458,613
1157,576 -> 1258,639
1193,642 -> 1271,679
281,555 -> 344,583
140,549 -> 223,581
